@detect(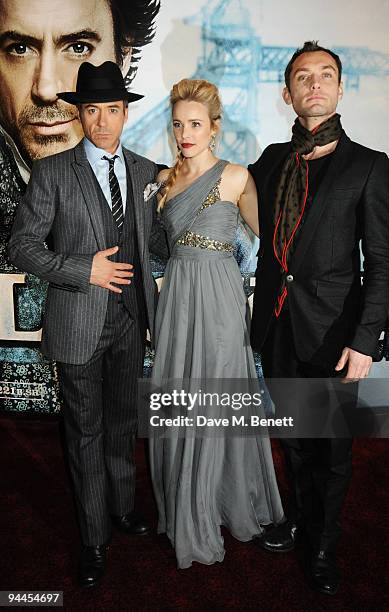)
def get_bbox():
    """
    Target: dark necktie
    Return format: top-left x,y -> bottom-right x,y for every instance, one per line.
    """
102,155 -> 124,232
